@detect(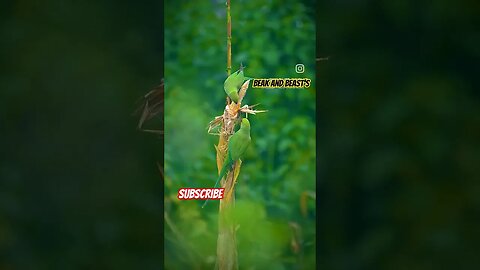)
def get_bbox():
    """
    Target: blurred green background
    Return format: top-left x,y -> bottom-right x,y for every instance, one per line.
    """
164,0 -> 316,269
1,1 -> 163,269
318,0 -> 480,269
